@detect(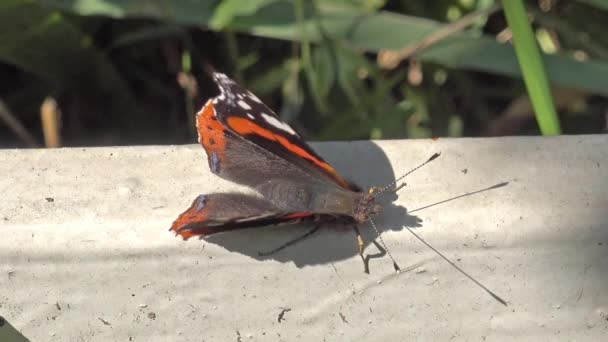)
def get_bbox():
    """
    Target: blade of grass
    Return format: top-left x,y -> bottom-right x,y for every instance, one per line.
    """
502,0 -> 561,135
